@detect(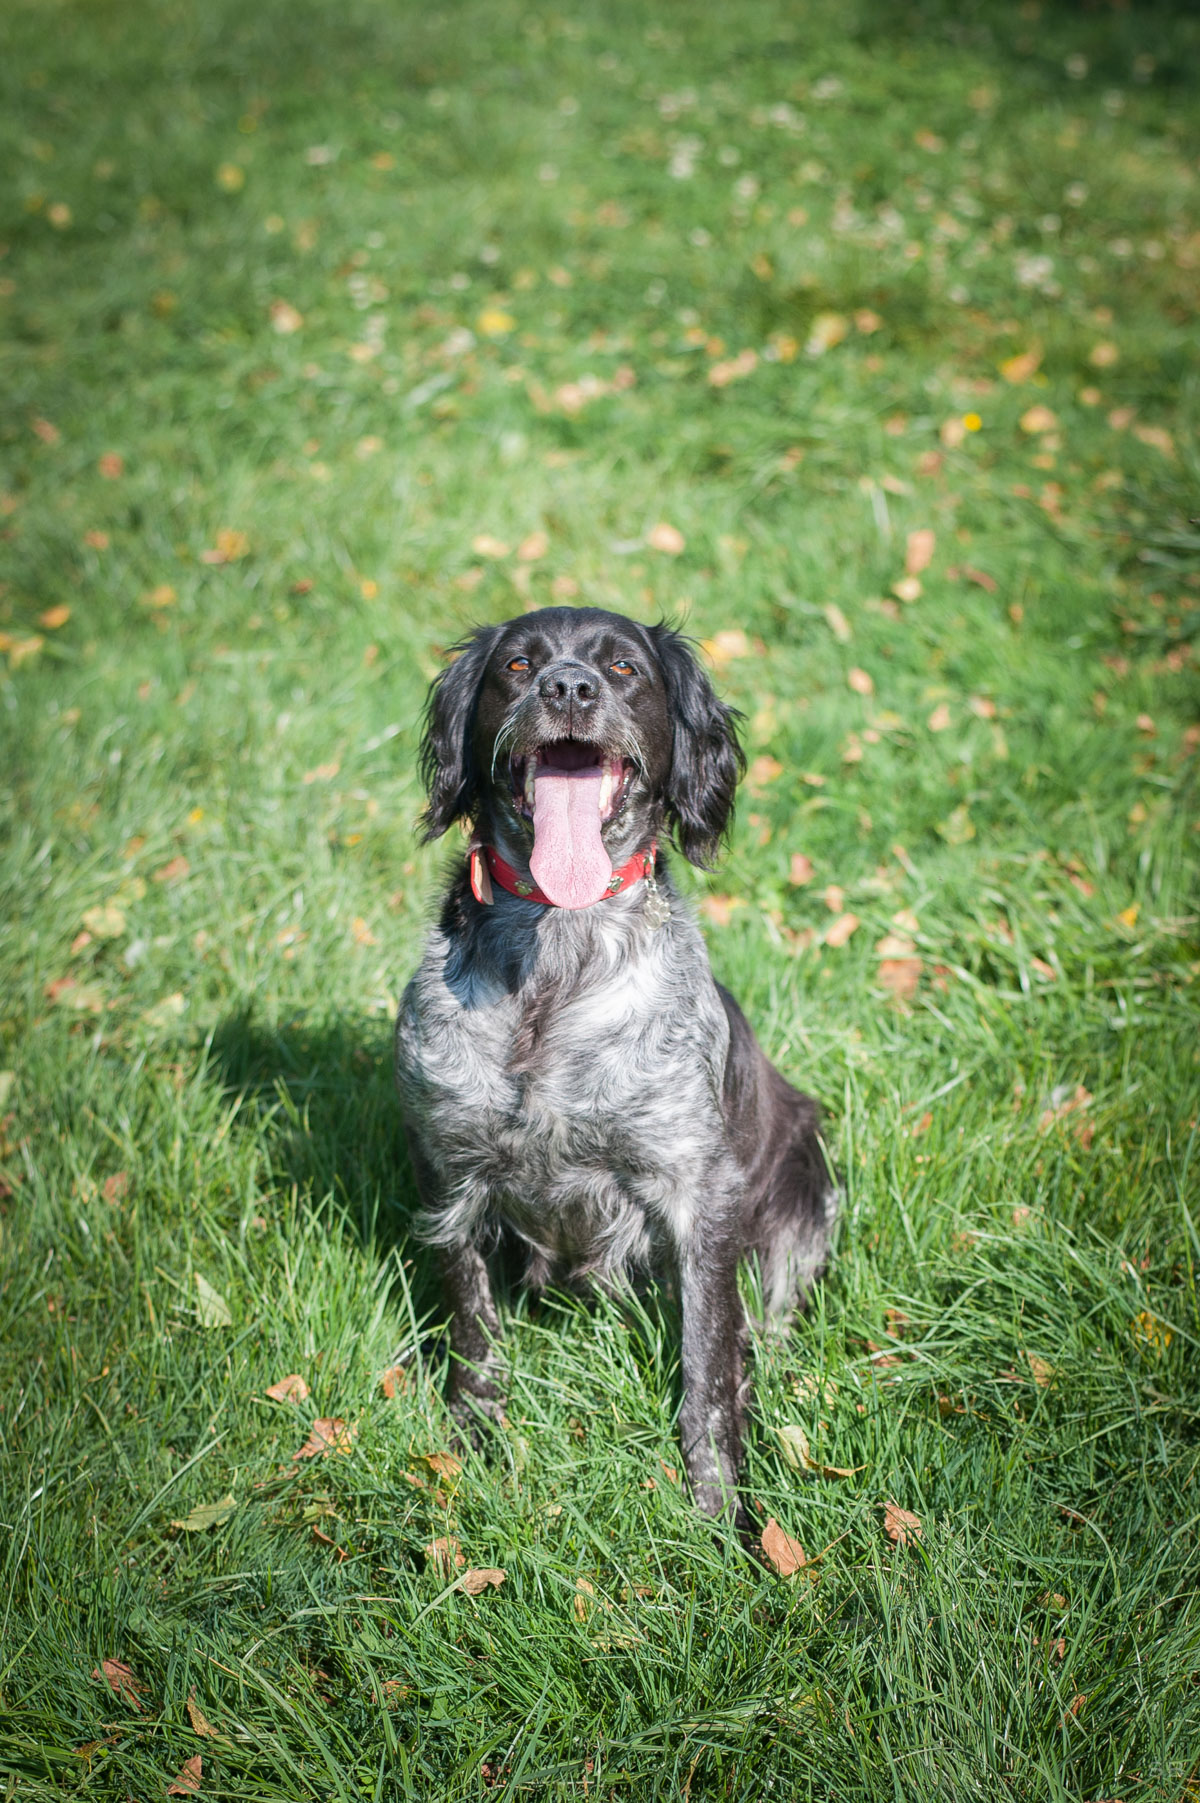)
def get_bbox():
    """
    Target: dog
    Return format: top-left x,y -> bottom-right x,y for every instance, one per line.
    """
394,606 -> 836,1520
